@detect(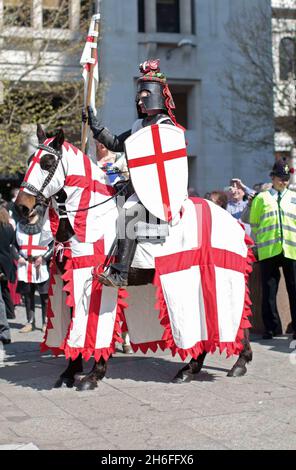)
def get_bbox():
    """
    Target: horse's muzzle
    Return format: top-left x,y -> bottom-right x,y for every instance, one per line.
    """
14,203 -> 31,220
